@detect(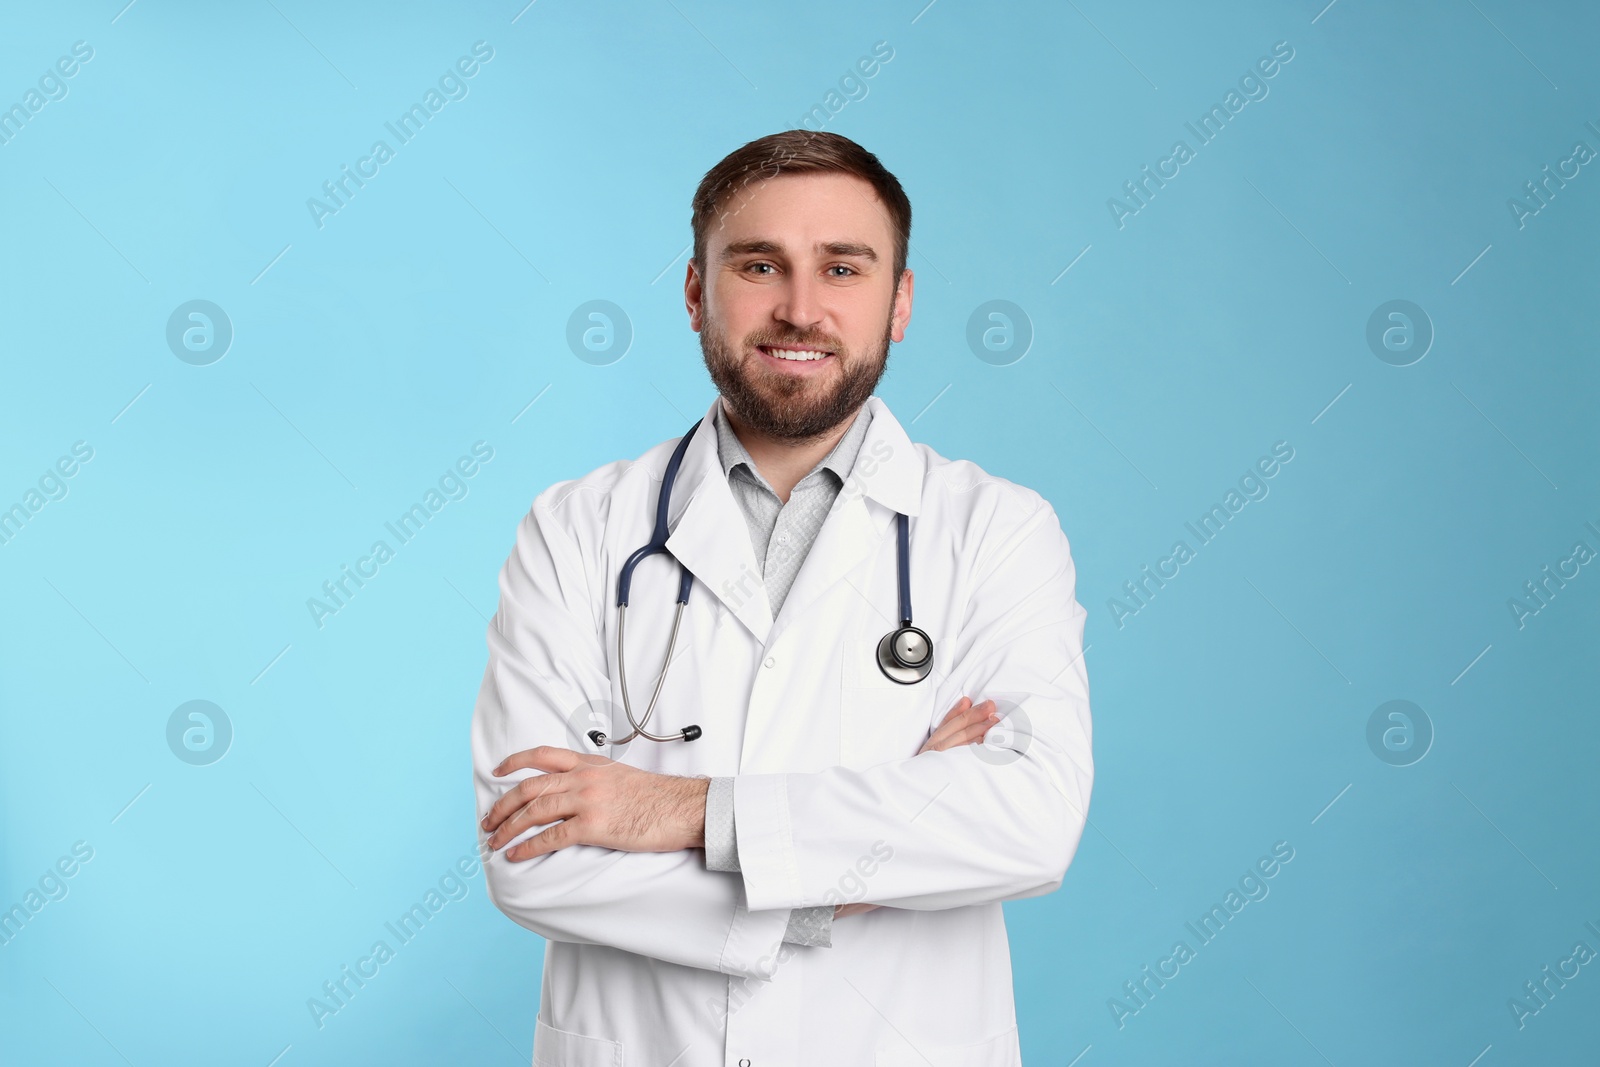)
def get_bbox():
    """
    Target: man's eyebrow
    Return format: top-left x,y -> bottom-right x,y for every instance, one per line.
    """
822,241 -> 878,262
719,239 -> 780,261
718,239 -> 880,263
